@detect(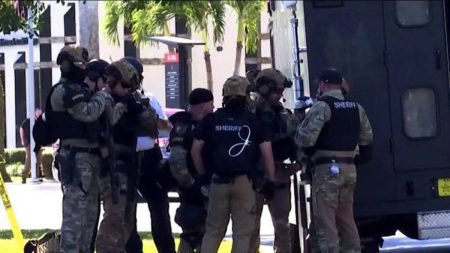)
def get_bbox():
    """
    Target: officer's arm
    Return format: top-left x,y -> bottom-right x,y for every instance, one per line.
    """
19,126 -> 25,146
191,139 -> 206,175
169,145 -> 195,188
357,104 -> 374,164
259,141 -> 276,181
63,85 -> 112,122
357,104 -> 373,146
295,101 -> 330,148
